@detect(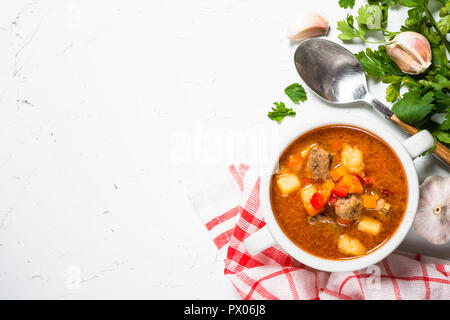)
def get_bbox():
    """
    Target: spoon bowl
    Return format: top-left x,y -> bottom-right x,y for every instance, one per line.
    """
294,38 -> 369,104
